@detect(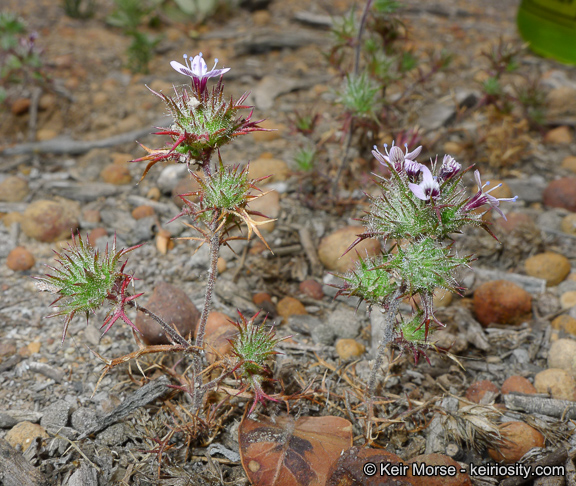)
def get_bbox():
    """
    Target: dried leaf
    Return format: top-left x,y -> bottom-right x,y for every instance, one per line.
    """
326,447 -> 411,486
239,414 -> 353,486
